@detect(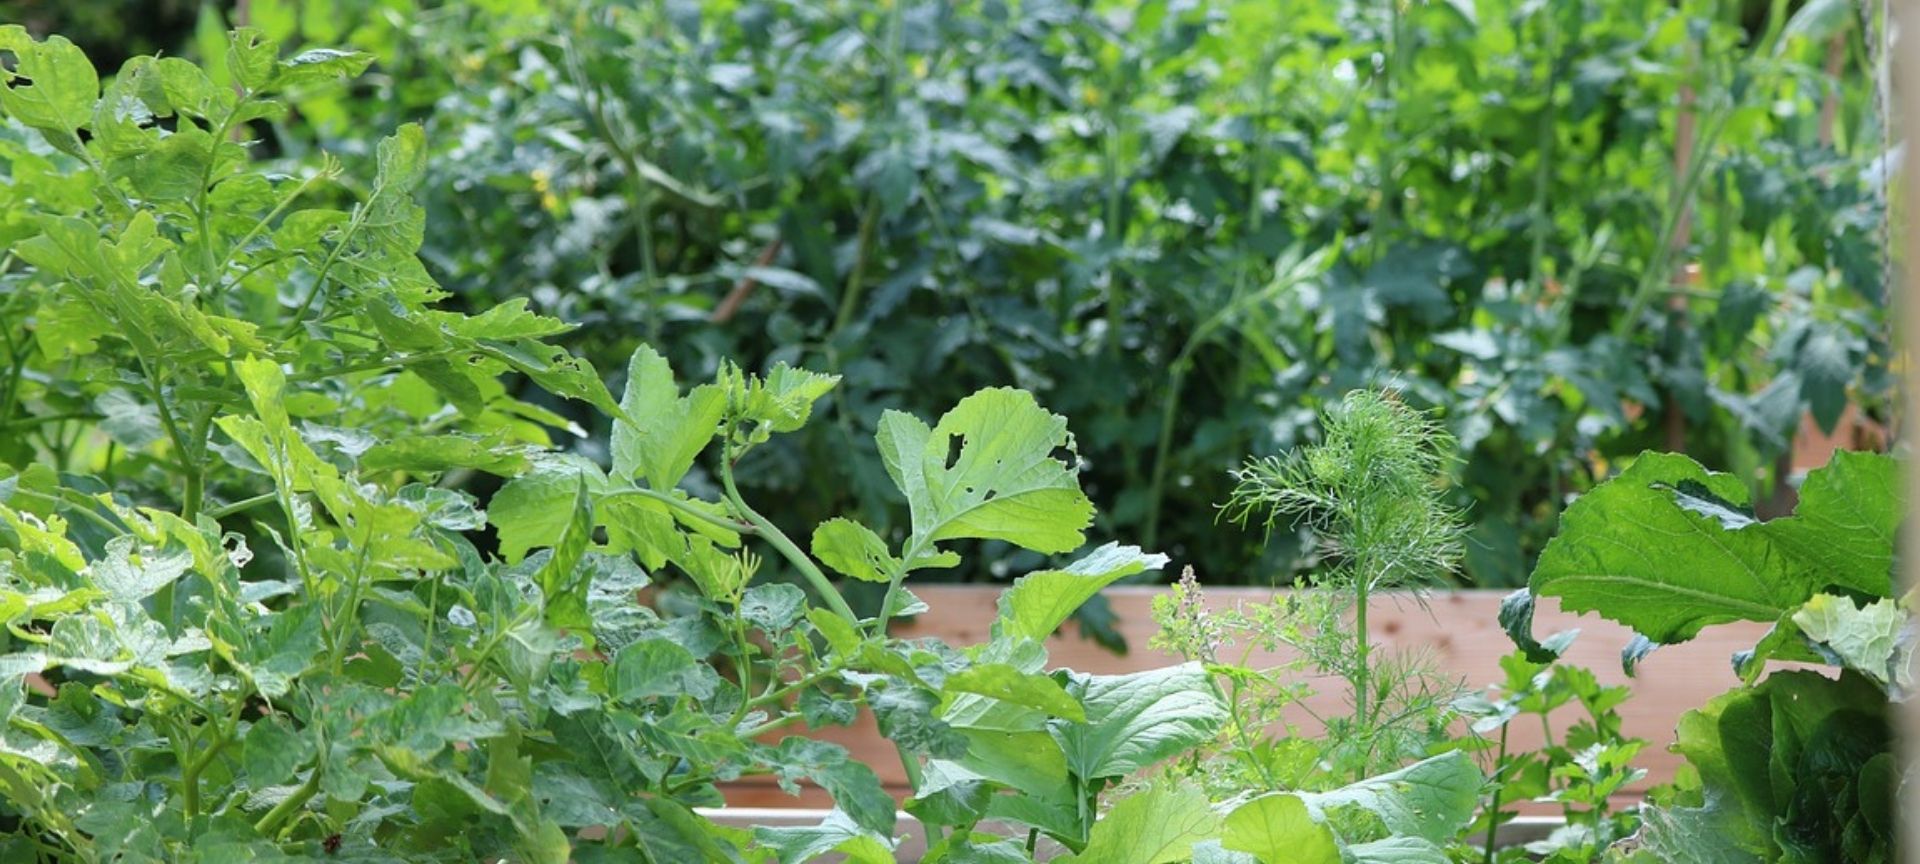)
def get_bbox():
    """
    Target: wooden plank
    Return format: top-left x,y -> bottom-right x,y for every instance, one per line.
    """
720,587 -> 1776,811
